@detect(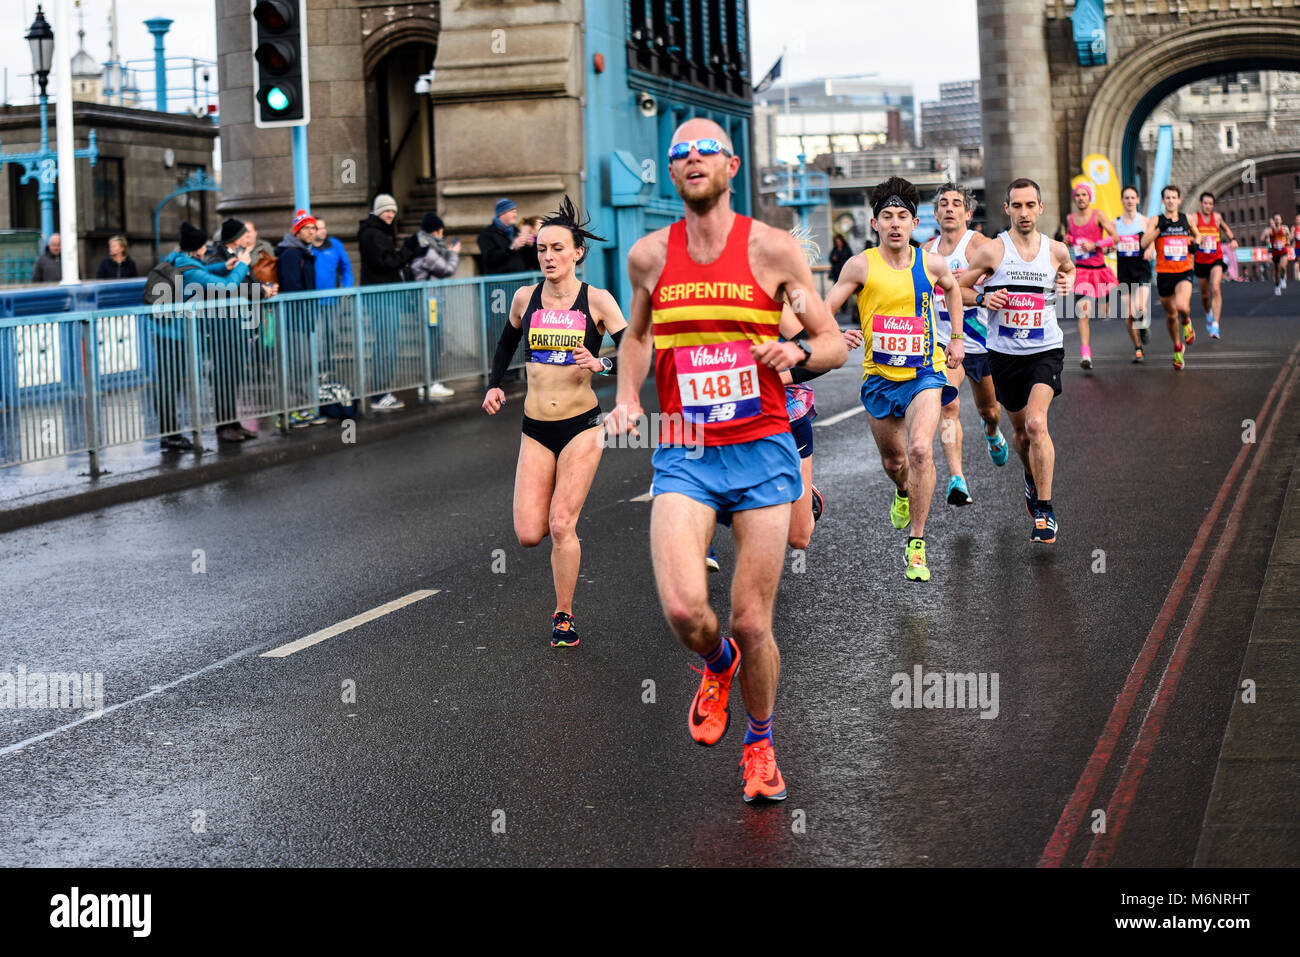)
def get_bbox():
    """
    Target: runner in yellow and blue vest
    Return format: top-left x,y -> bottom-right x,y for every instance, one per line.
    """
826,176 -> 964,582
